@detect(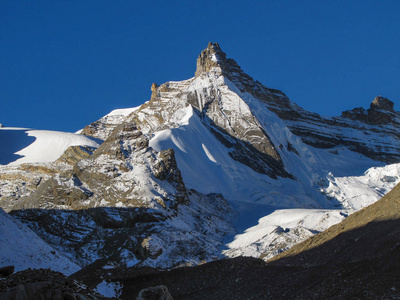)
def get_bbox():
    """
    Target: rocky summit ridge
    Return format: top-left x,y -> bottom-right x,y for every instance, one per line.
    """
1,42 -> 400,298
